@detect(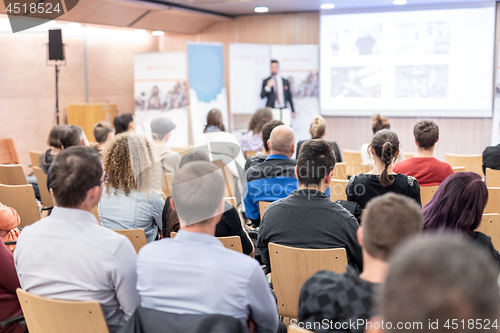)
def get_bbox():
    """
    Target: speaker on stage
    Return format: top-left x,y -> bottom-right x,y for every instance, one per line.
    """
48,29 -> 64,61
